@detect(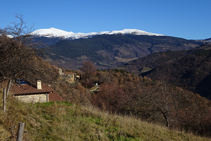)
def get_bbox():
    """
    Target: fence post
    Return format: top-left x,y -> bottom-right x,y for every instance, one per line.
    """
17,122 -> 25,141
3,88 -> 6,112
